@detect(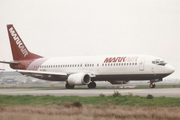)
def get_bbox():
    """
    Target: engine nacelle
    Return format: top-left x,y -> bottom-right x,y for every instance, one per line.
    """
67,73 -> 91,86
109,80 -> 129,84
